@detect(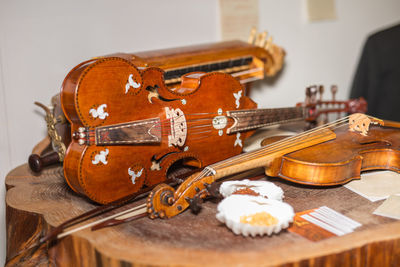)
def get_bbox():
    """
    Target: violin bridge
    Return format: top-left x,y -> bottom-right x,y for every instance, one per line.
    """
165,107 -> 187,147
349,113 -> 382,136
